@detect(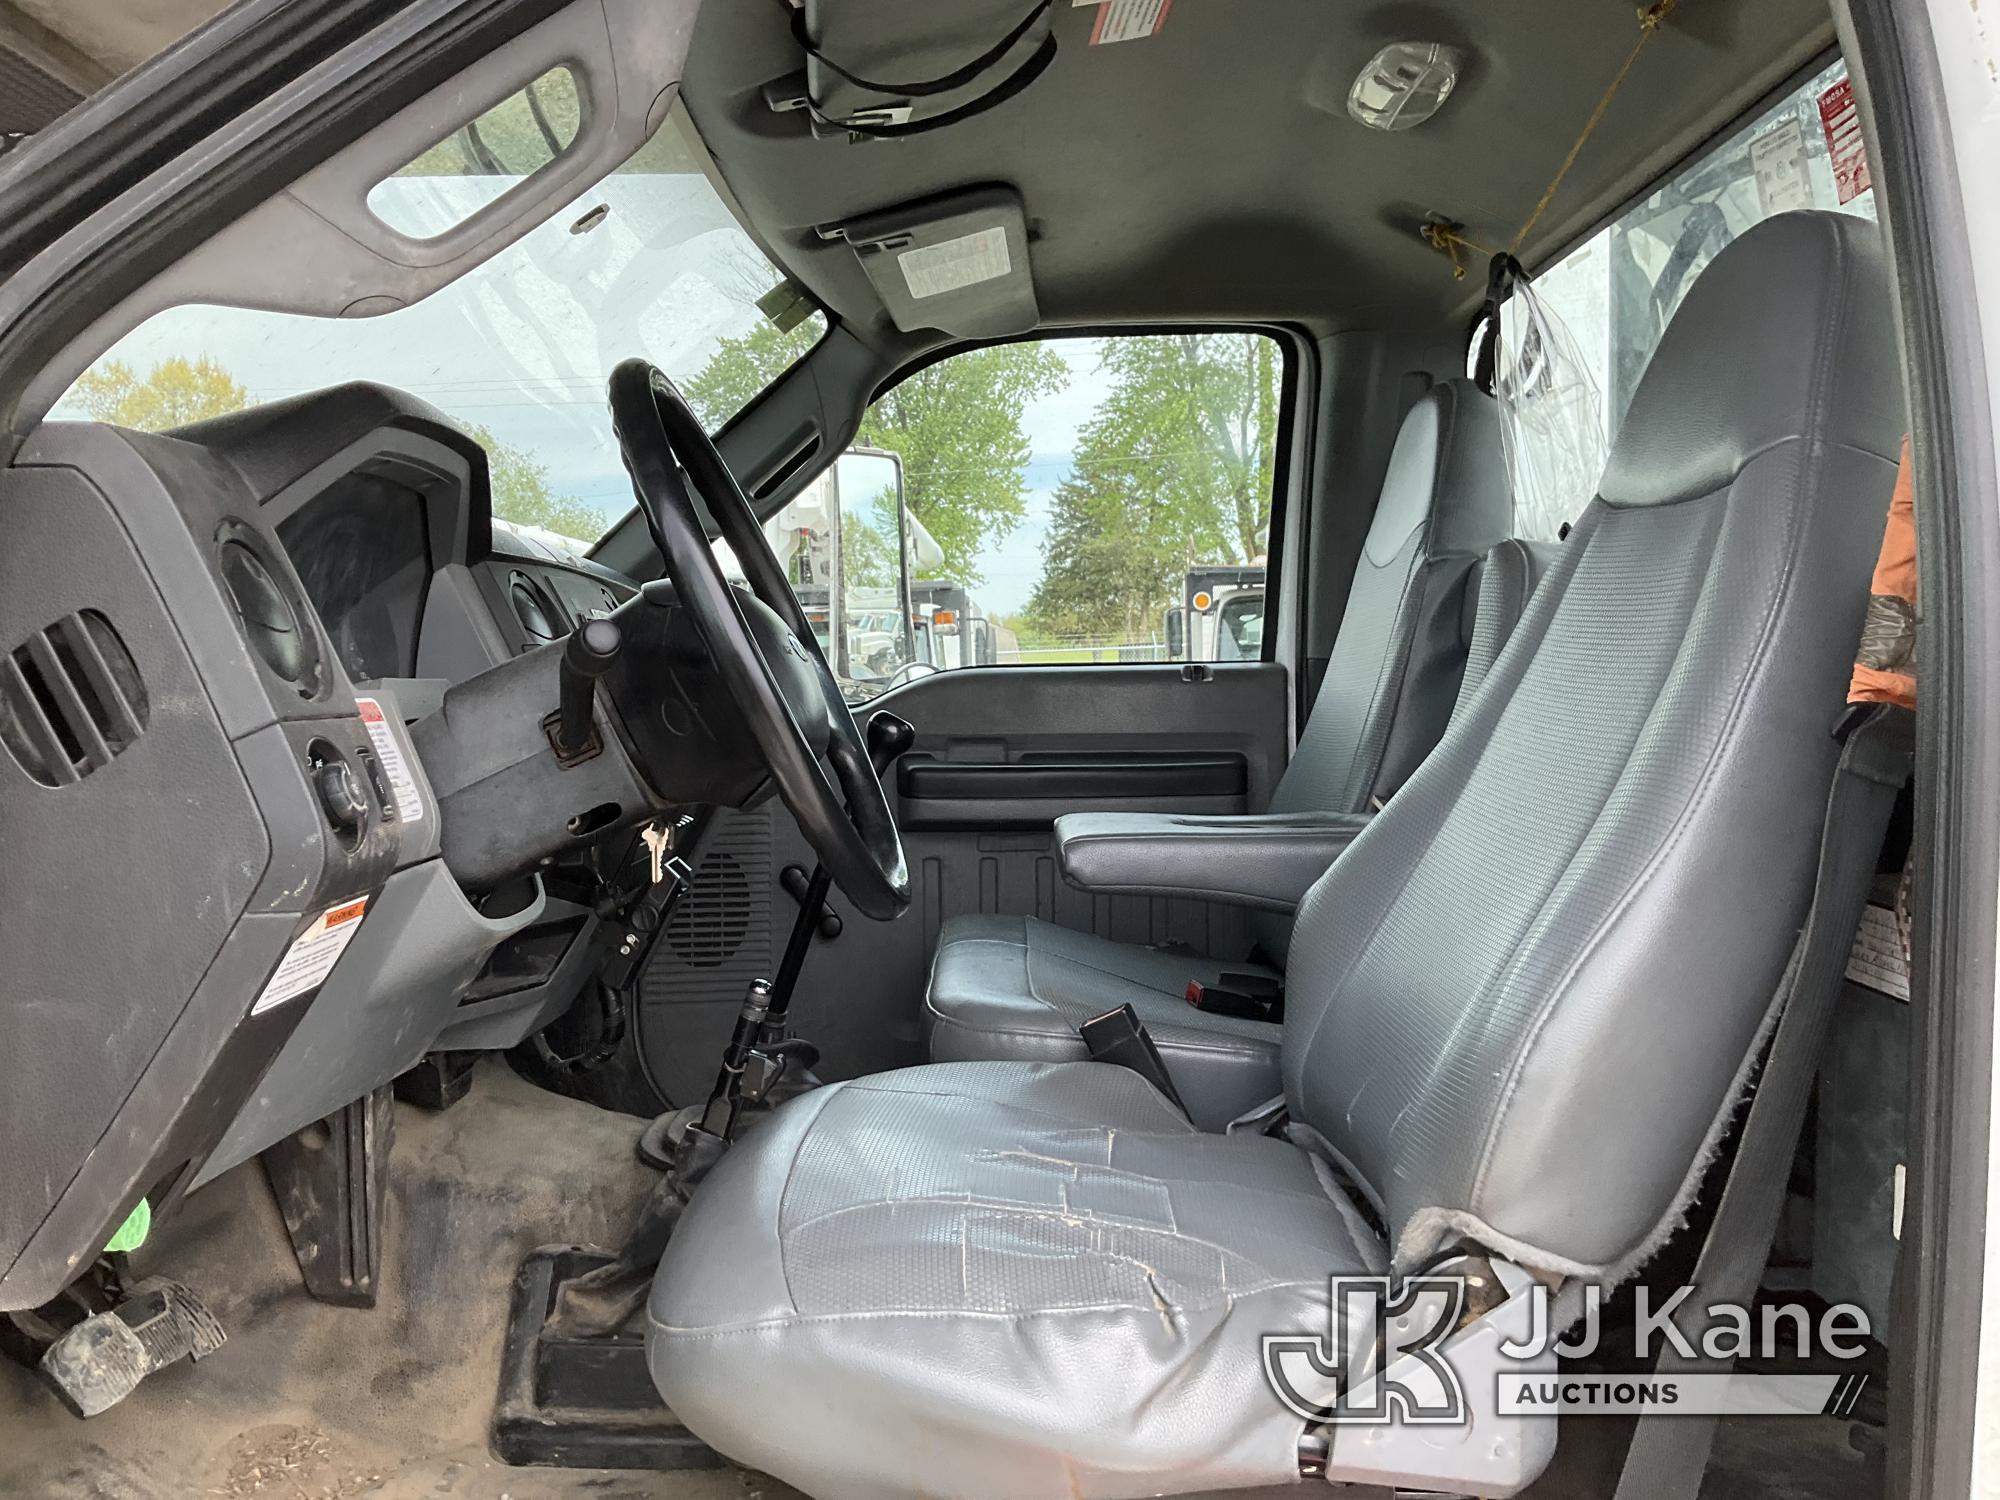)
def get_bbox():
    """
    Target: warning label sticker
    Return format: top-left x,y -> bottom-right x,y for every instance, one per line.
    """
1817,78 -> 1873,205
355,696 -> 424,824
1076,0 -> 1172,45
1749,119 -> 1813,216
899,227 -> 1012,300
1844,902 -> 1910,1002
252,898 -> 369,1015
